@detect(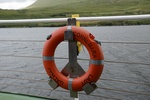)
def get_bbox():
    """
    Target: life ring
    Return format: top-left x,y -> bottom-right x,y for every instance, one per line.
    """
43,26 -> 104,91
